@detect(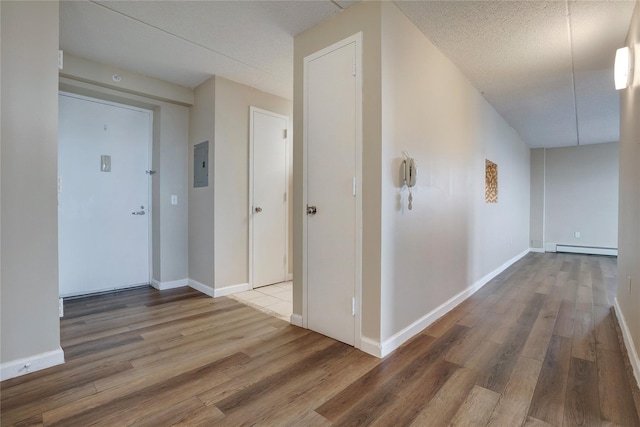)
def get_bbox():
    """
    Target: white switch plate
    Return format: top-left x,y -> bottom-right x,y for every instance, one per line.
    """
171,195 -> 178,205
574,231 -> 581,238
